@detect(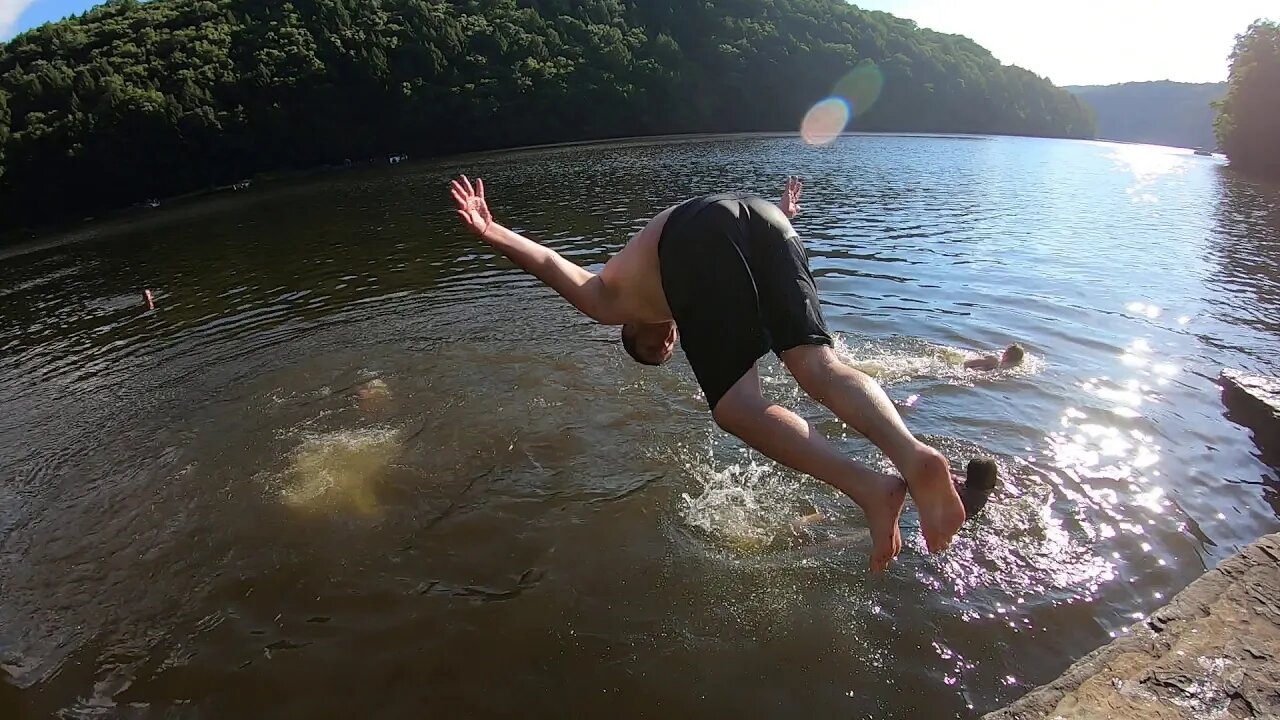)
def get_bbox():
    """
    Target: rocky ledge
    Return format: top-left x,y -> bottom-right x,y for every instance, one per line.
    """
1219,370 -> 1280,463
984,532 -> 1280,720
